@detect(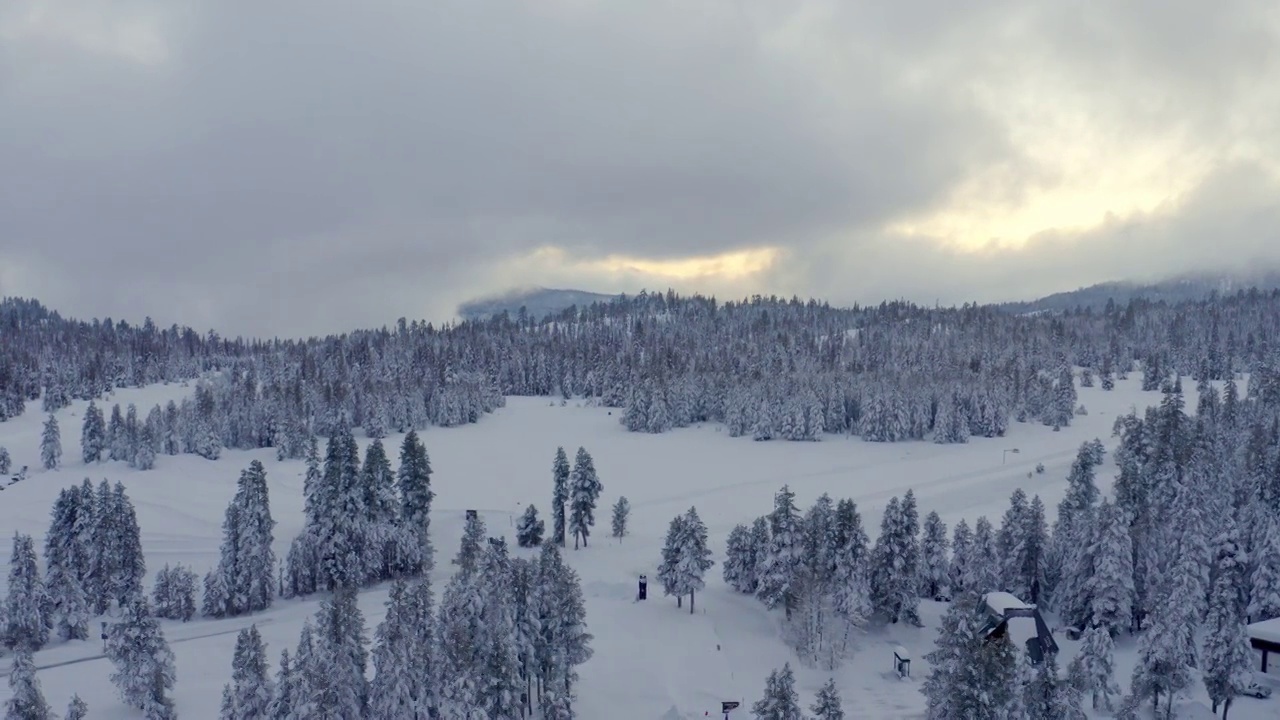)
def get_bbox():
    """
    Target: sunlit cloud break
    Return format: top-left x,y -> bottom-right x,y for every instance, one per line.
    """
529,246 -> 782,281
